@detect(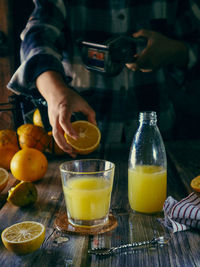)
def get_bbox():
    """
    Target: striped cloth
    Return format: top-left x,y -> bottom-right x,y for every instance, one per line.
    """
163,192 -> 200,232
